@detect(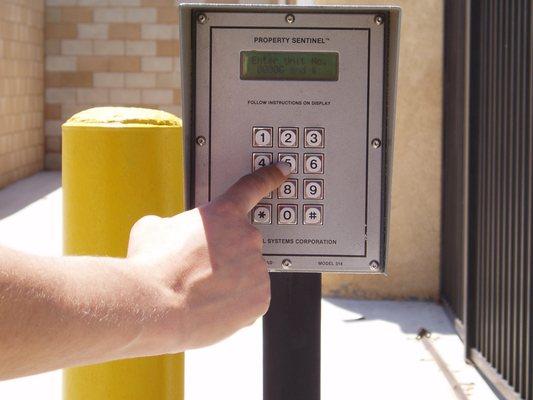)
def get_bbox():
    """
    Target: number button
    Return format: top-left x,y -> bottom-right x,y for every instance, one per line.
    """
252,153 -> 273,171
252,204 -> 272,224
278,127 -> 299,148
252,127 -> 273,147
303,179 -> 324,200
277,179 -> 298,199
303,205 -> 323,225
303,154 -> 324,174
304,128 -> 325,148
277,204 -> 298,225
278,153 -> 298,174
